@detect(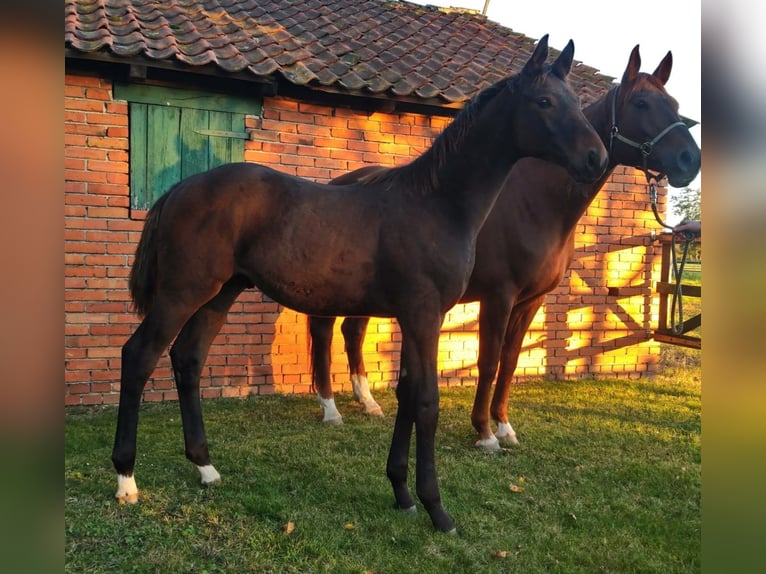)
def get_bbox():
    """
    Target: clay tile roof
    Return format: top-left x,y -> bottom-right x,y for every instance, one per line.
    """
65,0 -> 615,107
